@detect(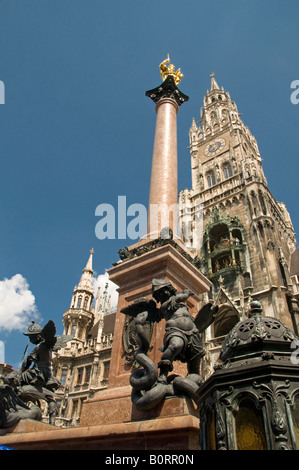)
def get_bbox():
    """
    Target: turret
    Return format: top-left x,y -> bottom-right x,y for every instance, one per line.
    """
63,249 -> 95,341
